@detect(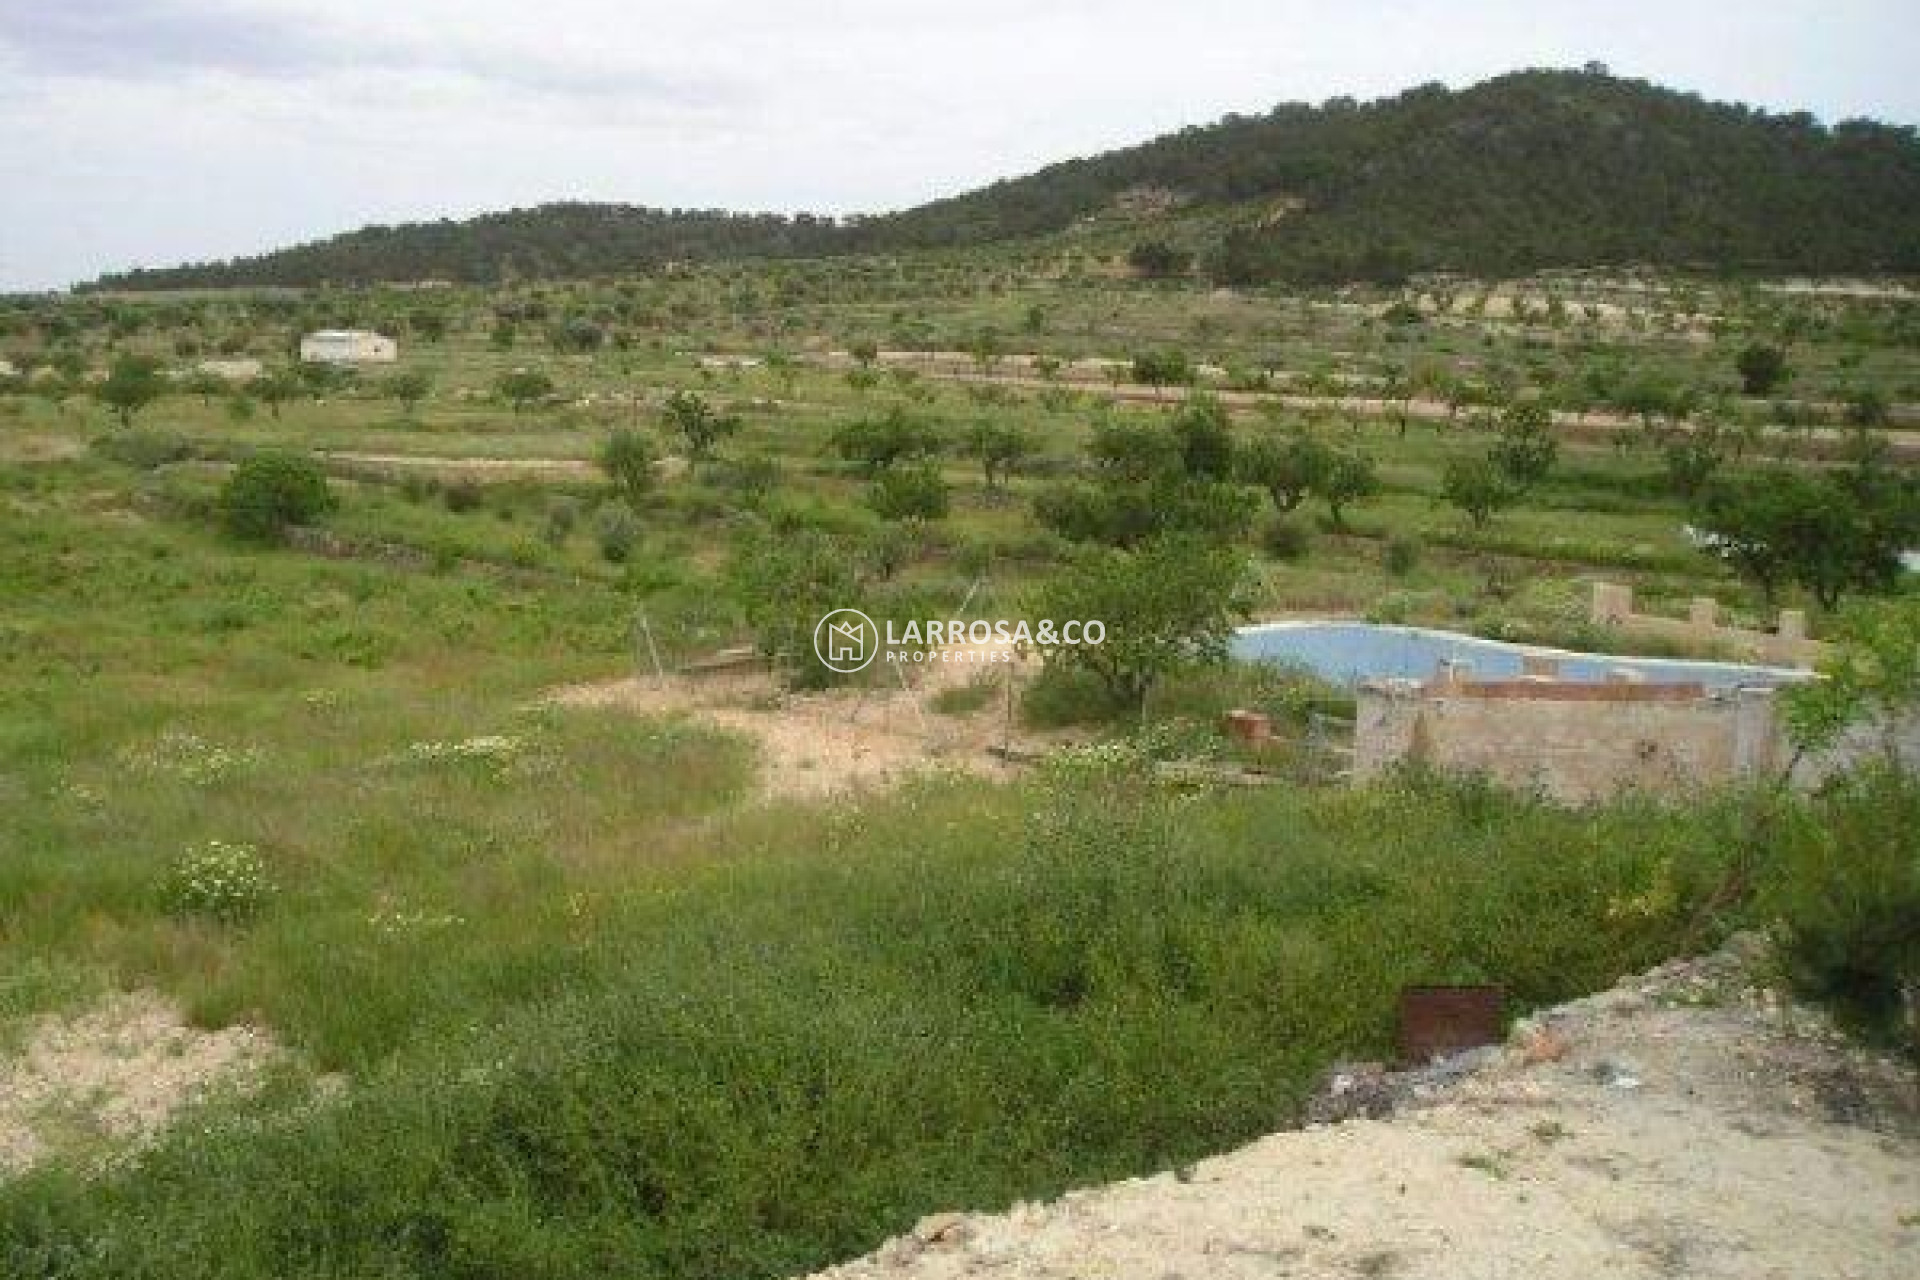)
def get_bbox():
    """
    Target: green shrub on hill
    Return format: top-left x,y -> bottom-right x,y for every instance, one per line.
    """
217,454 -> 335,543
